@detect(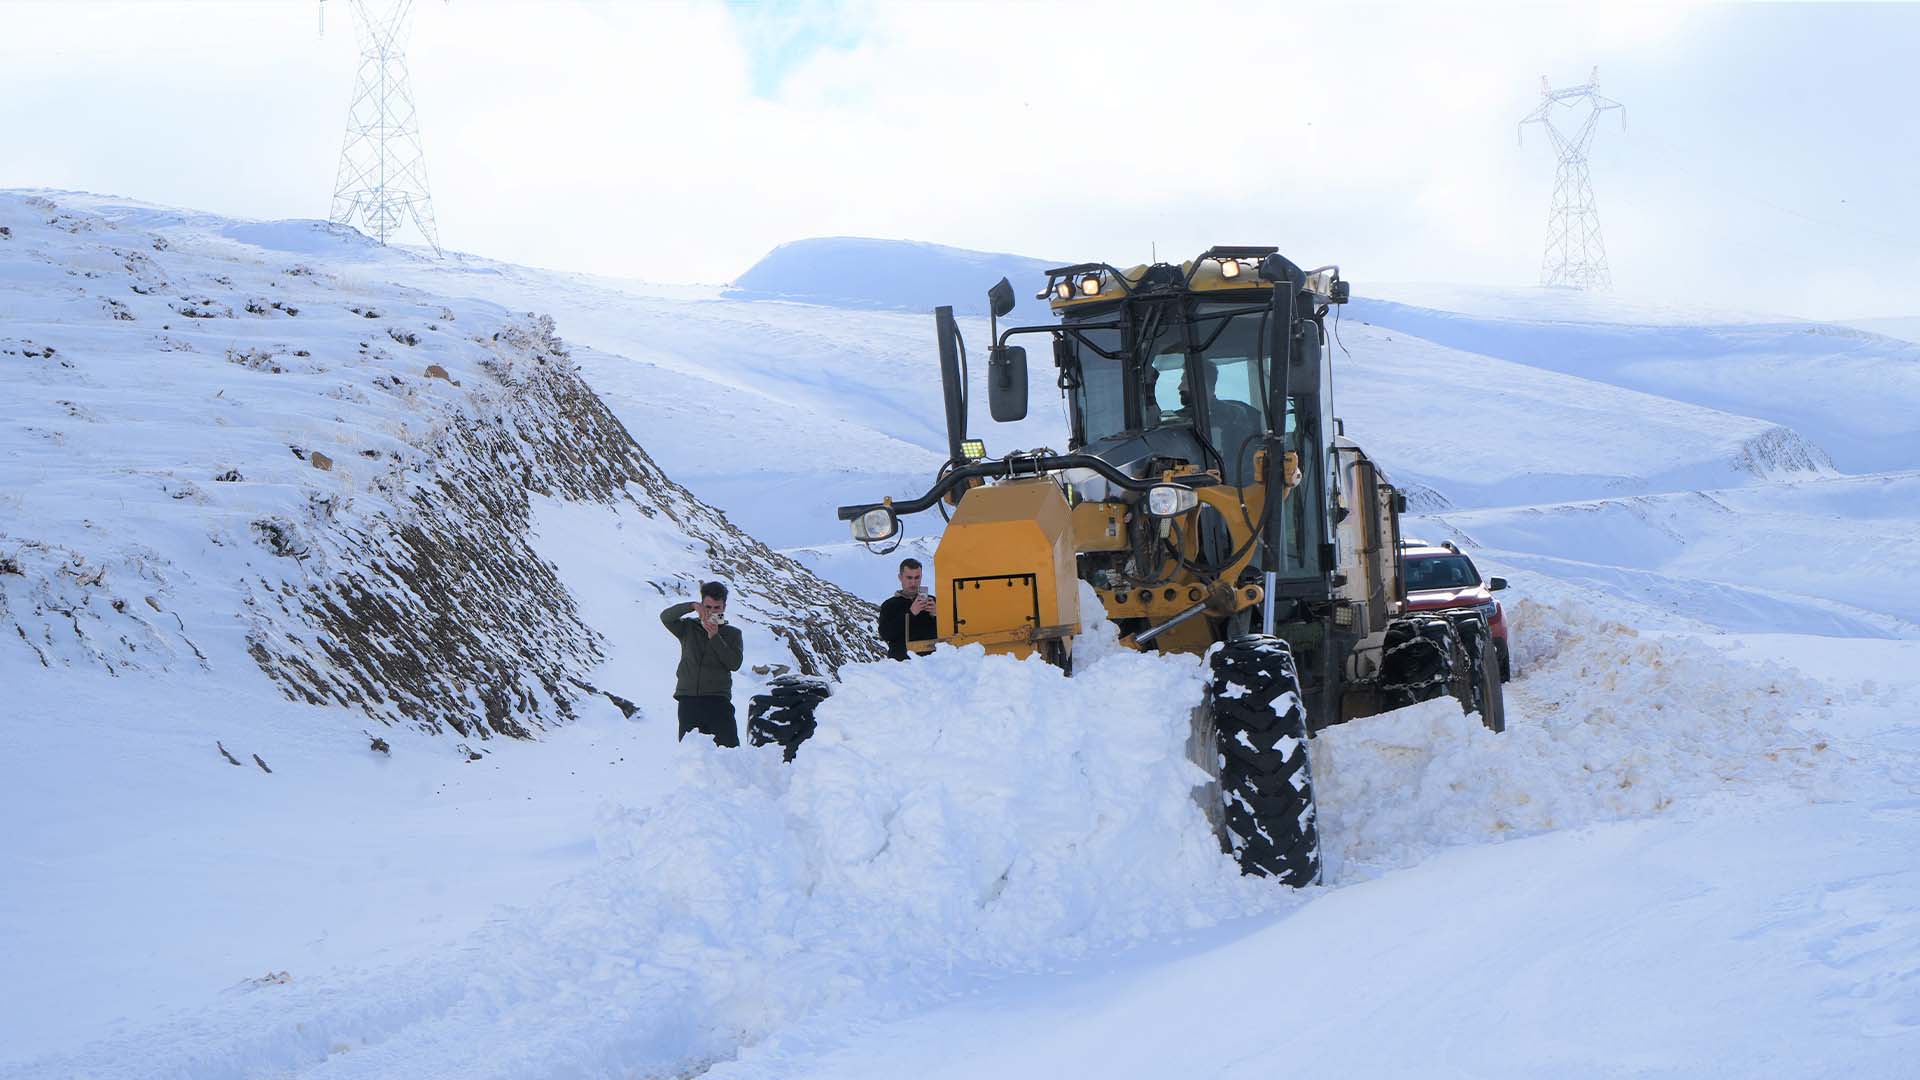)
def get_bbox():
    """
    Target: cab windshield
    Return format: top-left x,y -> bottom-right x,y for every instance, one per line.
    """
1065,303 -> 1270,481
